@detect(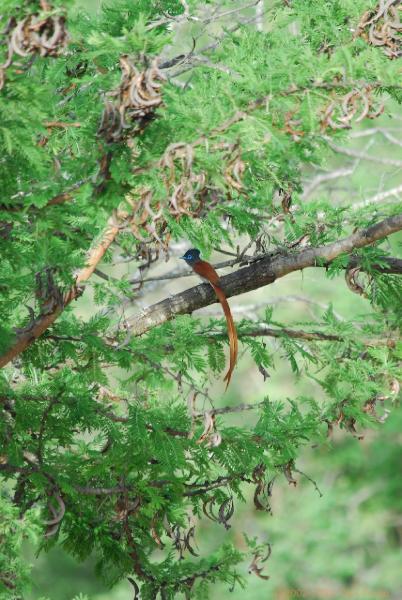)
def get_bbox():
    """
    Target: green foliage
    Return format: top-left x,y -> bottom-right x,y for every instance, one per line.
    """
0,0 -> 401,598
0,495 -> 39,598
